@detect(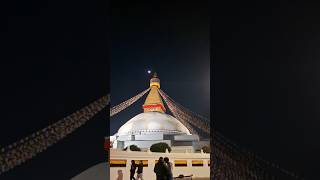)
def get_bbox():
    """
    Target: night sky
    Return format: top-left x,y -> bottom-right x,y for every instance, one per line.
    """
0,0 -> 108,179
213,1 -> 320,179
110,1 -> 210,135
